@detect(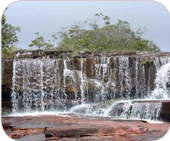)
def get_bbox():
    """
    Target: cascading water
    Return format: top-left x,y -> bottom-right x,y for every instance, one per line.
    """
150,59 -> 170,99
102,101 -> 162,120
11,56 -> 170,121
129,102 -> 162,120
104,100 -> 131,118
118,57 -> 131,98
